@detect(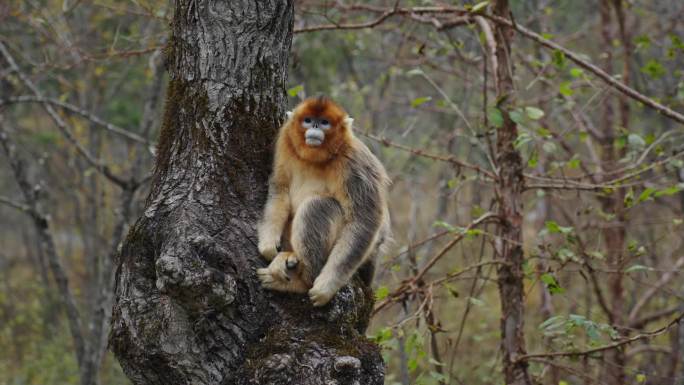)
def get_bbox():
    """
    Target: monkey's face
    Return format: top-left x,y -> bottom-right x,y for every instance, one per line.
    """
284,97 -> 351,163
301,116 -> 331,147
